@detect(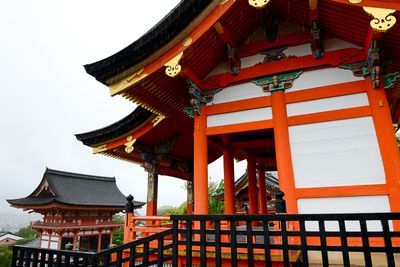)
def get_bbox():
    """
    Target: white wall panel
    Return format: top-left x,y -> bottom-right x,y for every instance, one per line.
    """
207,107 -> 272,127
209,82 -> 269,105
287,93 -> 369,116
289,117 -> 385,188
298,196 -> 391,231
49,241 -> 58,249
287,68 -> 364,92
40,240 -> 48,248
